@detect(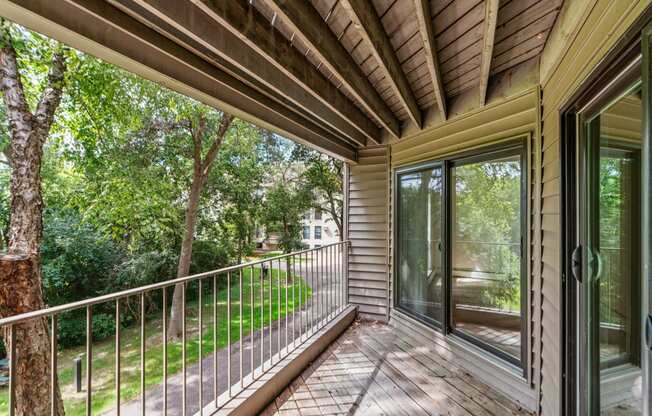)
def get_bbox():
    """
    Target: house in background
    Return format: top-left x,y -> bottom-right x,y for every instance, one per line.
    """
301,208 -> 340,249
